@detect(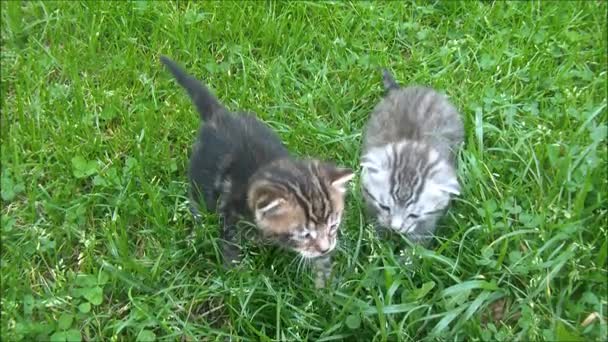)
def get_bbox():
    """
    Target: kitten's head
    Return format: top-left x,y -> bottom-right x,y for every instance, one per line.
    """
247,159 -> 354,258
360,141 -> 459,233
